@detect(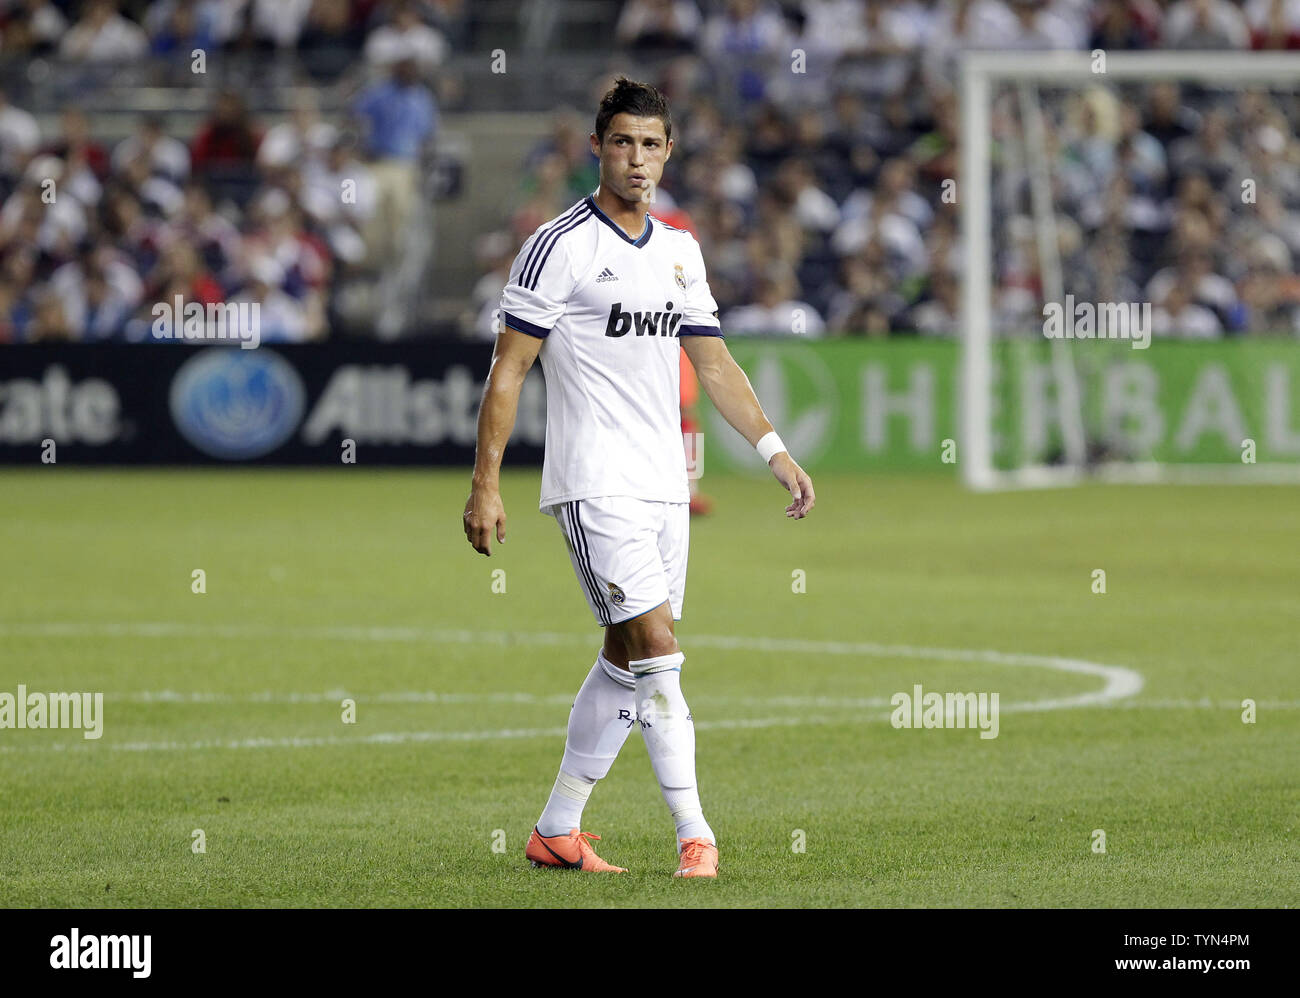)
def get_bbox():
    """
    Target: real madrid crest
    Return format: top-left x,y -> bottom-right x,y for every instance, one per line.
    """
674,263 -> 686,290
607,582 -> 627,605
